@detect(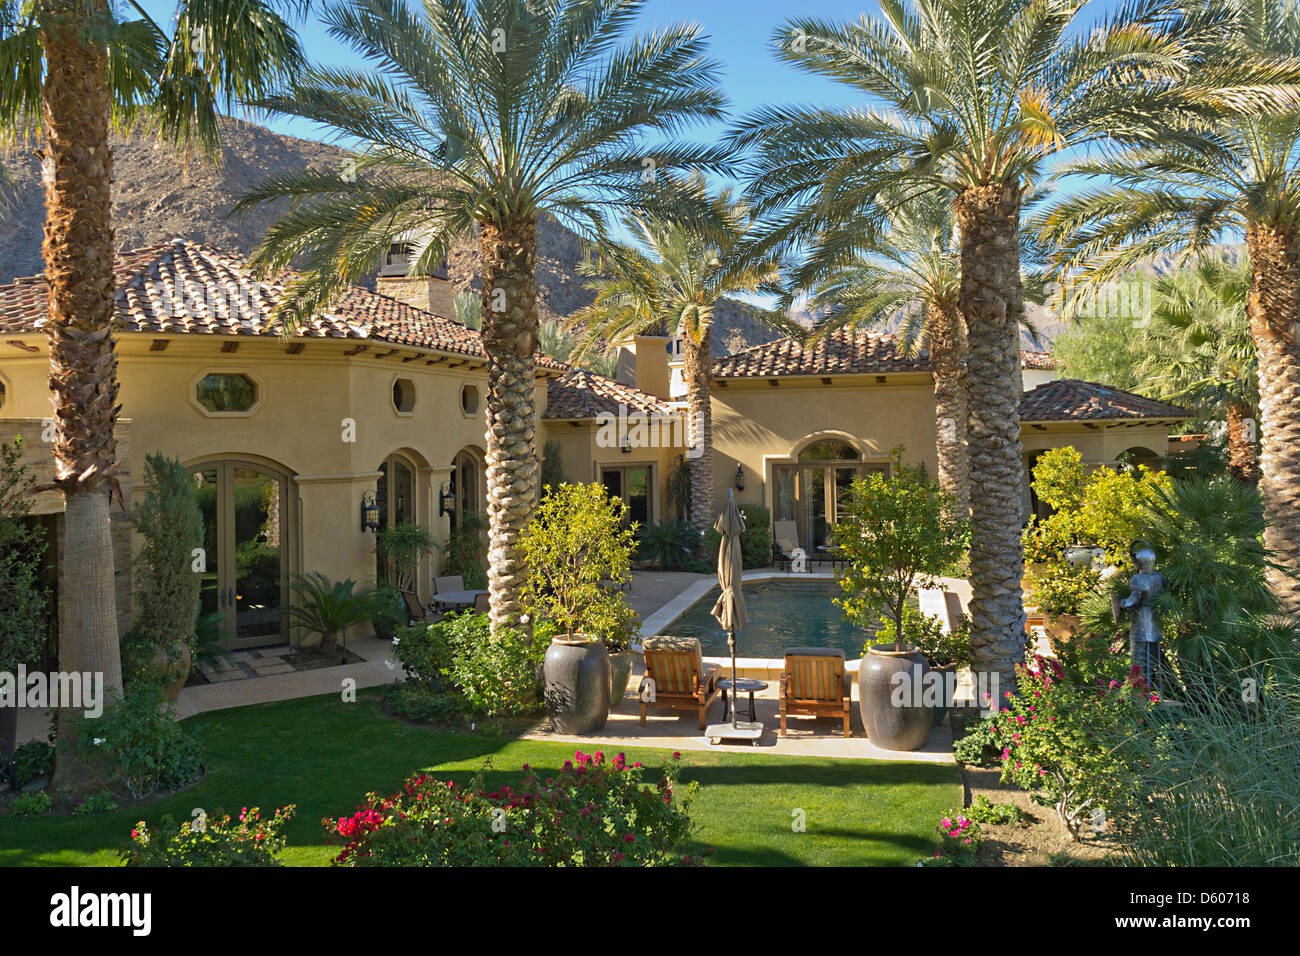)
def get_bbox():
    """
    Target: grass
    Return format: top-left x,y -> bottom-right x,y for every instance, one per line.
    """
0,691 -> 960,867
